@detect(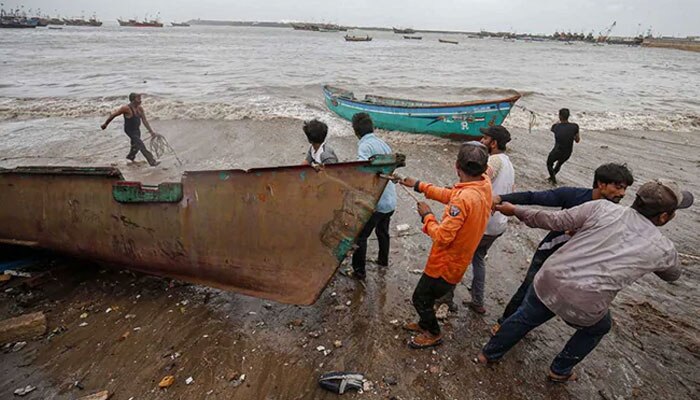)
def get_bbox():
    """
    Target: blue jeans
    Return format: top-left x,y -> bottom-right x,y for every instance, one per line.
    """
482,287 -> 612,376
